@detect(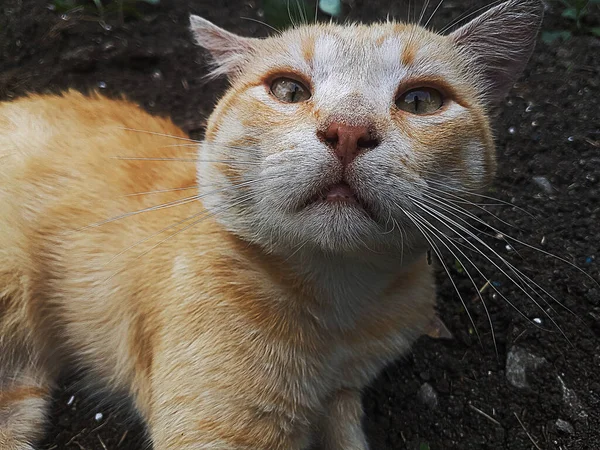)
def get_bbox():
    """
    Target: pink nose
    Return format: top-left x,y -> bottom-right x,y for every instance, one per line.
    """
321,123 -> 379,166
